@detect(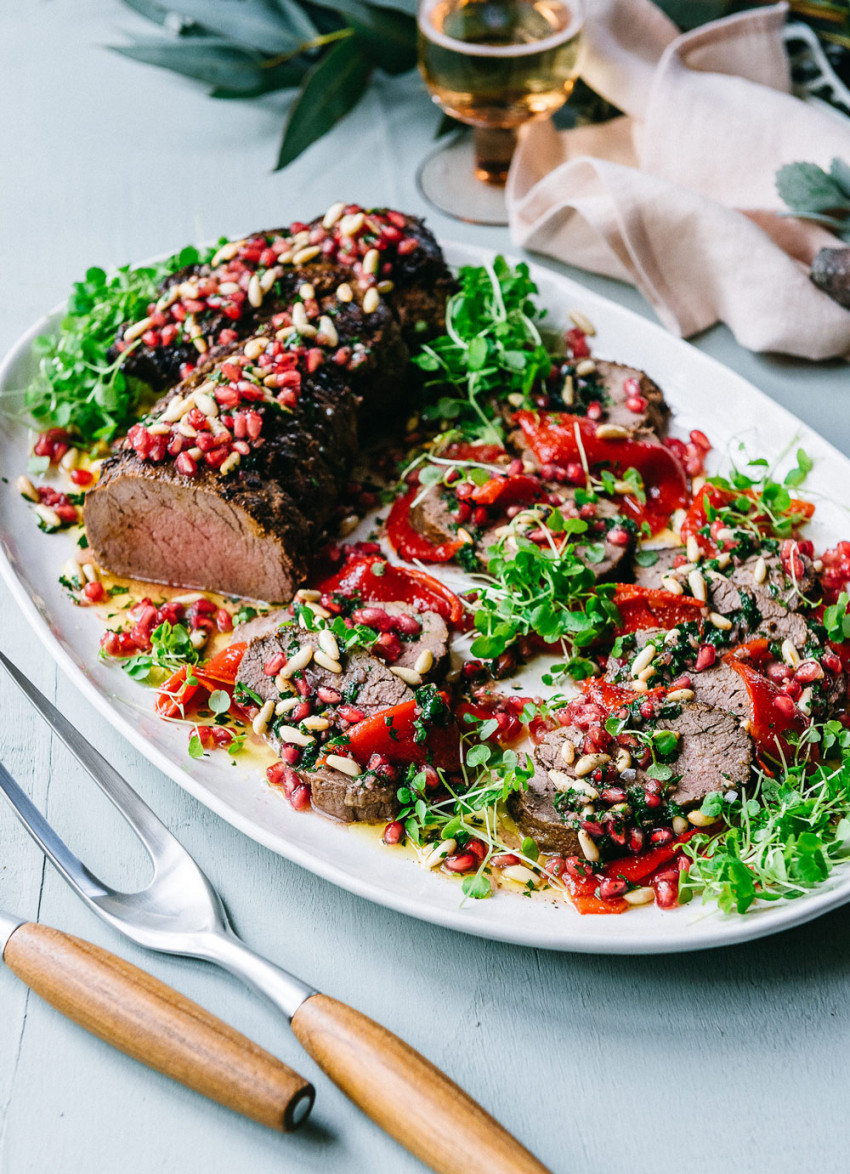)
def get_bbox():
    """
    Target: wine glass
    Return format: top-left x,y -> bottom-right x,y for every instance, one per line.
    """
417,0 -> 584,226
